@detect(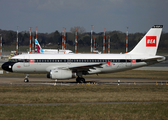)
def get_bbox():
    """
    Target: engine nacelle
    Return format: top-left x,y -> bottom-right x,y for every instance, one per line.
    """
47,69 -> 76,80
